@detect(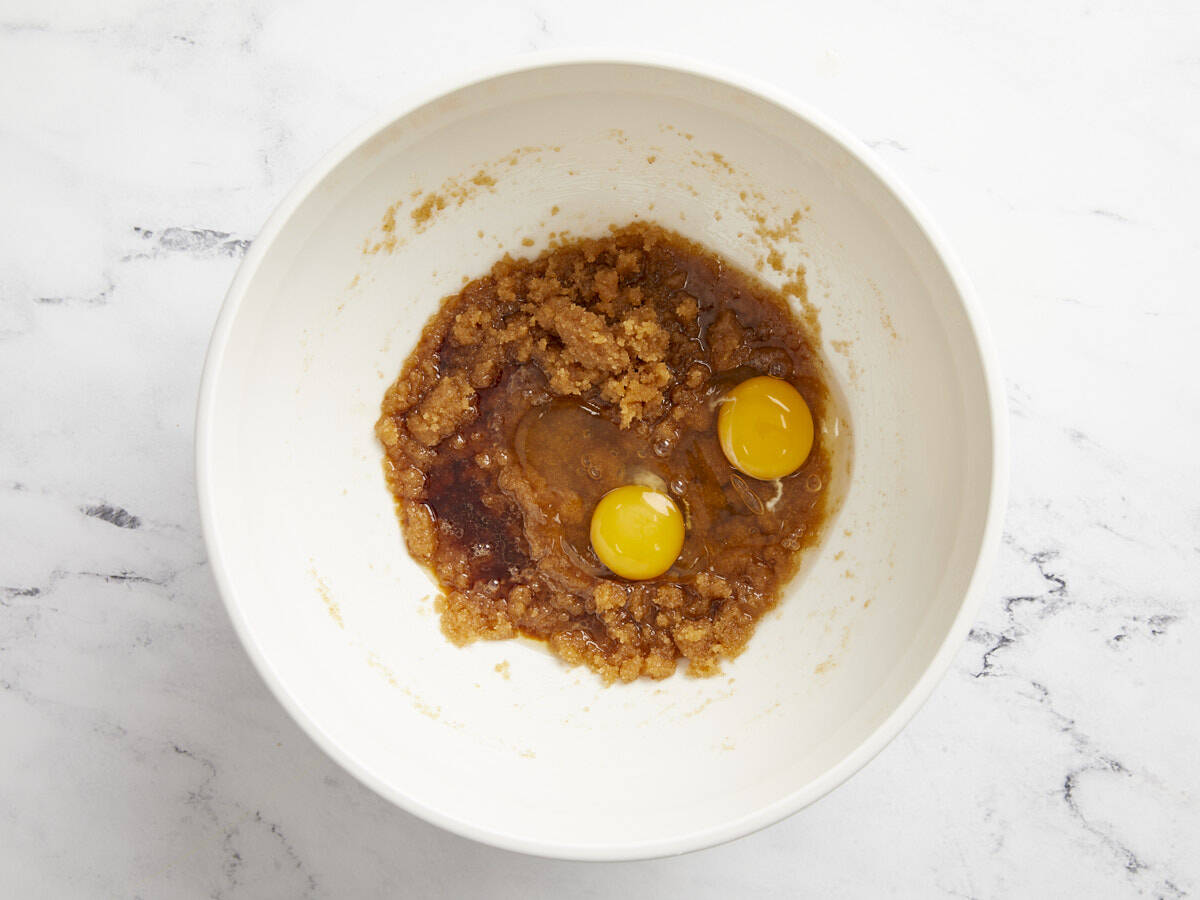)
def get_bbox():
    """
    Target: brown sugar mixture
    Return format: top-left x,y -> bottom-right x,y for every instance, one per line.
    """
376,223 -> 847,682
